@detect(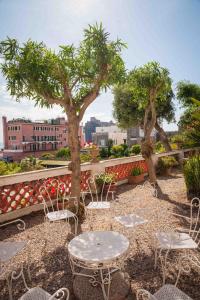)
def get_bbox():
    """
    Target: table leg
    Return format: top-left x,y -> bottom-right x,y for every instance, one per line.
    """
100,268 -> 111,300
